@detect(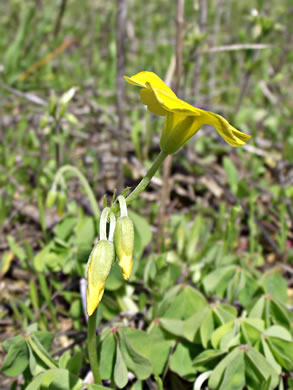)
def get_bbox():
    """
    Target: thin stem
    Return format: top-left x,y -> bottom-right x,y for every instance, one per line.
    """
126,151 -> 168,206
88,309 -> 102,385
108,212 -> 116,242
117,195 -> 128,217
100,207 -> 111,240
54,165 -> 100,219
